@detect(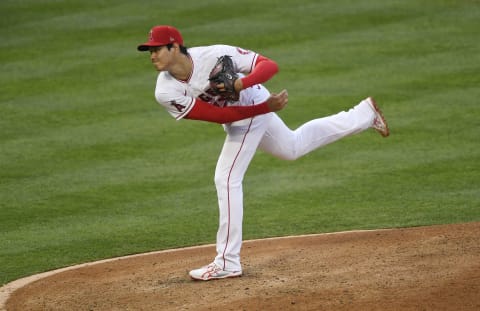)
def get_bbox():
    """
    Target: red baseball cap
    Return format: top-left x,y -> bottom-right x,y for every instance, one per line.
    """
137,25 -> 183,51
